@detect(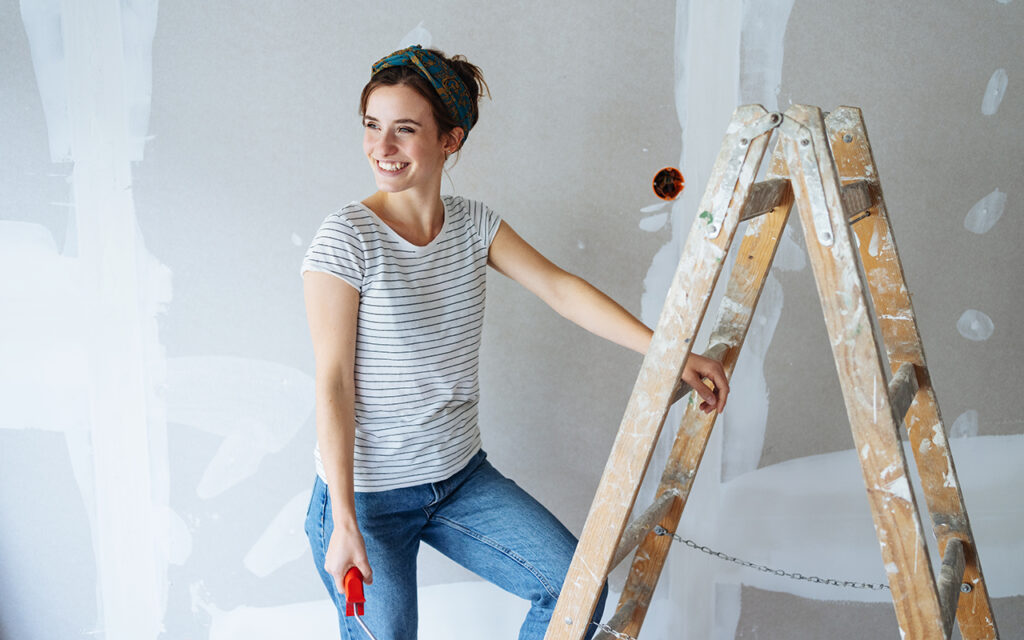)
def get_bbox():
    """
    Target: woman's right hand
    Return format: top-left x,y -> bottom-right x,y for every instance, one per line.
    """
325,521 -> 373,593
